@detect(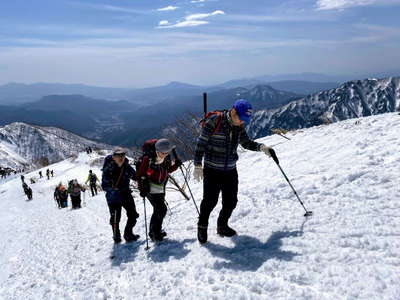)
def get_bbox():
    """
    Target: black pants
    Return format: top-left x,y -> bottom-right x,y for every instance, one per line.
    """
90,184 -> 97,196
198,168 -> 238,228
107,191 -> 139,235
70,195 -> 81,209
146,193 -> 167,235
